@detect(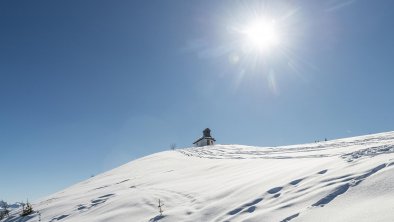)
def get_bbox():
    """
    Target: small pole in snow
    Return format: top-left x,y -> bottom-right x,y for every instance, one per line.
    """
158,199 -> 164,216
